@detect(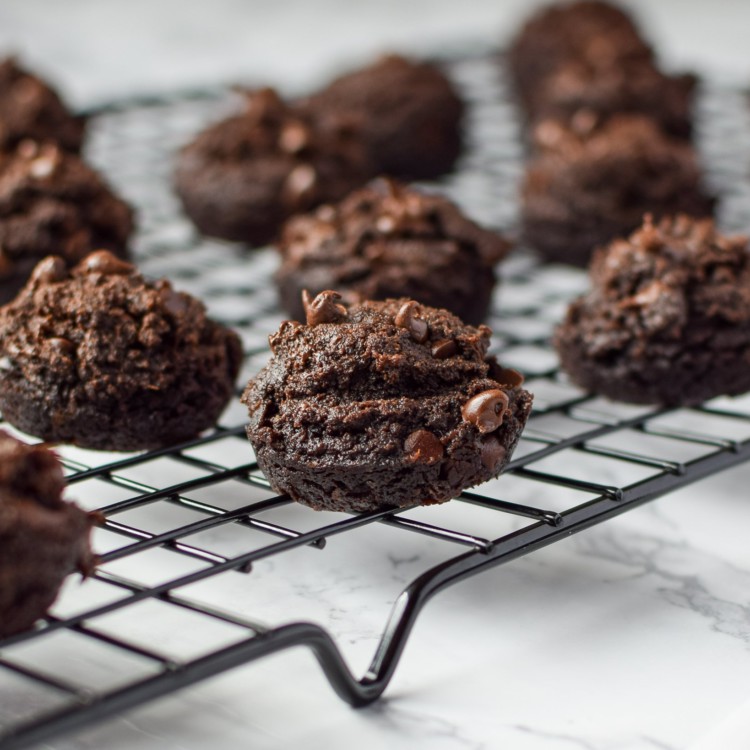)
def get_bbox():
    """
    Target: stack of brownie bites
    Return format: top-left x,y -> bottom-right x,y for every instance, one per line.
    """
509,0 -> 750,407
511,0 -> 714,266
